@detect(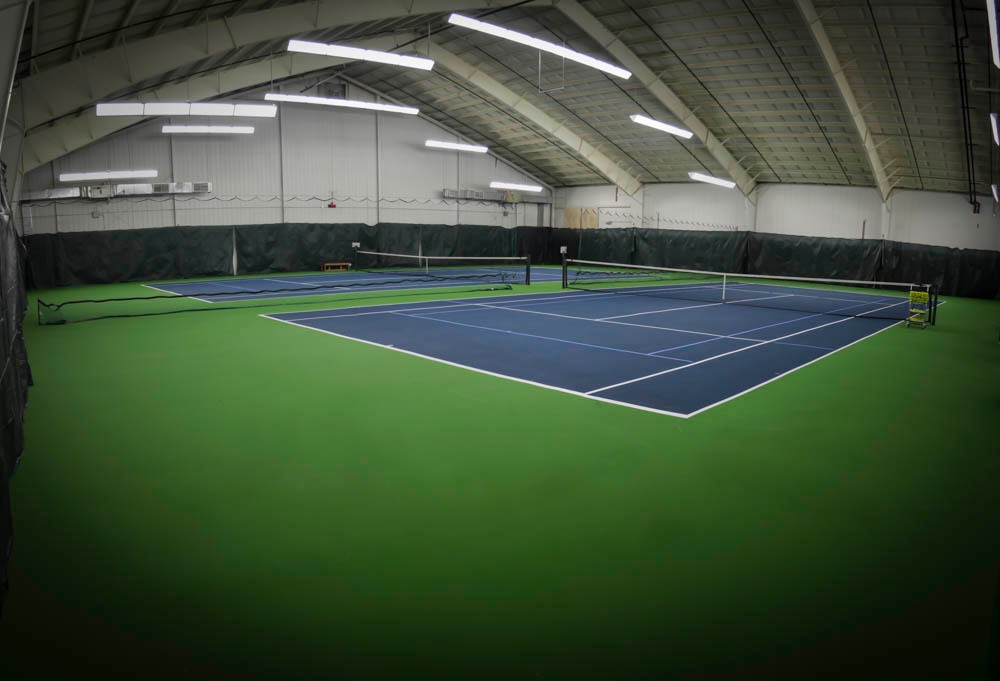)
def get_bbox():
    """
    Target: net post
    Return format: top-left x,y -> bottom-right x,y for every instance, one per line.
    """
525,254 -> 531,285
722,274 -> 727,302
560,247 -> 568,288
930,285 -> 938,326
350,242 -> 362,270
